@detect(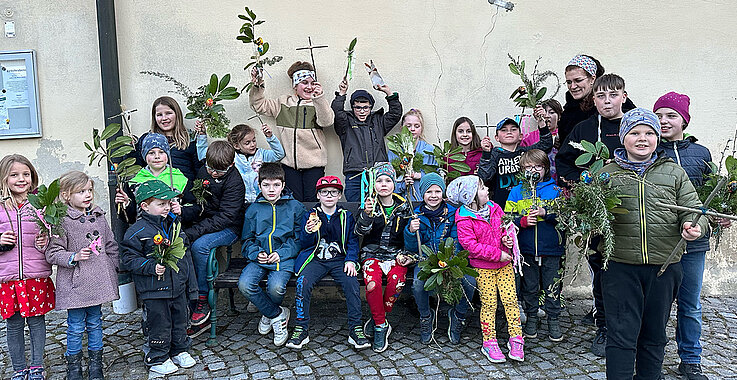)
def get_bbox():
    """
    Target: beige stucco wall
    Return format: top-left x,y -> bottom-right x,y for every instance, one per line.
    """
2,0 -> 736,294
